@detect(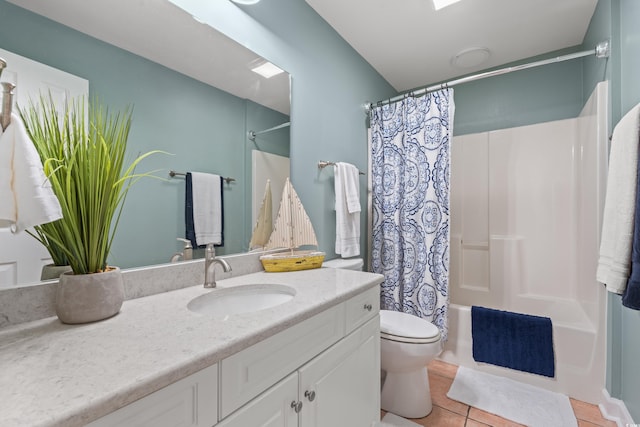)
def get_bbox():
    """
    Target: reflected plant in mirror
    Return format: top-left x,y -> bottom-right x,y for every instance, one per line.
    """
0,0 -> 291,289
